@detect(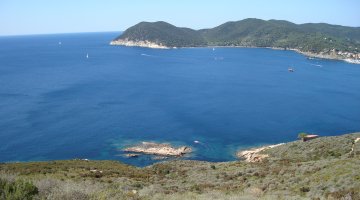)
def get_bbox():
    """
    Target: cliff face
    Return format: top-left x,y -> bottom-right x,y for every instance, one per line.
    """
110,39 -> 169,49
1,133 -> 360,199
111,19 -> 360,62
